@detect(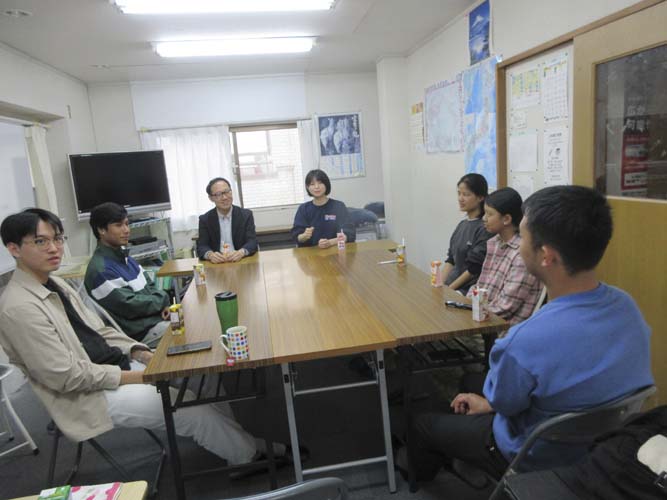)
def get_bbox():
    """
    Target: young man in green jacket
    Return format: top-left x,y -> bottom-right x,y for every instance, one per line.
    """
84,202 -> 170,347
